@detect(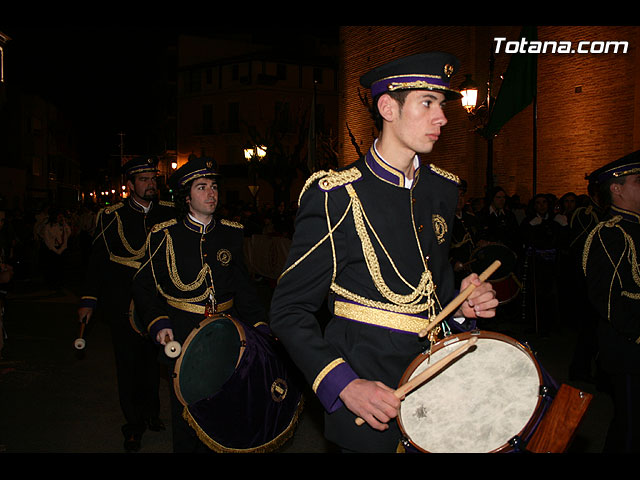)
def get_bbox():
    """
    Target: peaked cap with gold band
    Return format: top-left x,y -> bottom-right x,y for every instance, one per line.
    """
123,155 -> 159,177
359,52 -> 462,101
587,150 -> 640,185
170,156 -> 220,190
